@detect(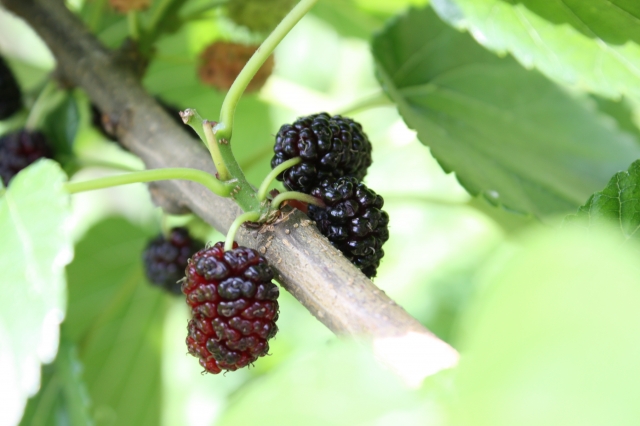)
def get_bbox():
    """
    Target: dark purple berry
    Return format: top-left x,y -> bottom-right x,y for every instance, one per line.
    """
308,177 -> 389,278
0,56 -> 22,120
271,113 -> 373,193
0,130 -> 53,186
183,242 -> 279,374
143,227 -> 204,295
